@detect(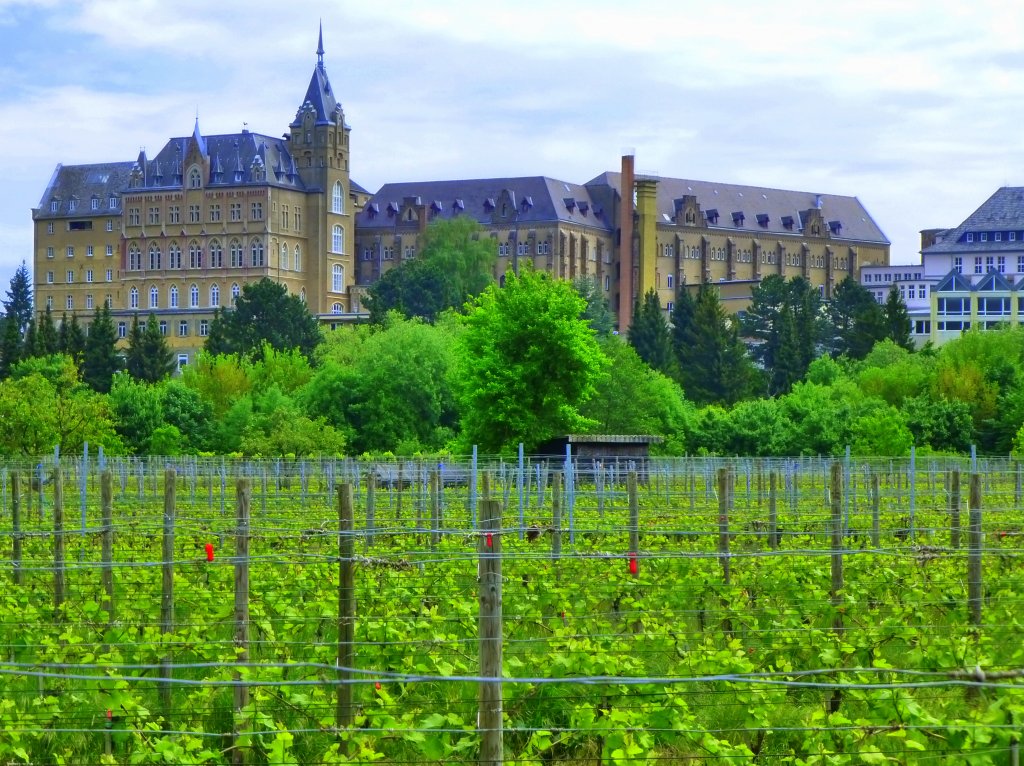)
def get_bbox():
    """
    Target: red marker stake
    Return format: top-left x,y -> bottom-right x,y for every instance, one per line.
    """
205,543 -> 214,562
485,533 -> 493,548
628,555 -> 638,576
